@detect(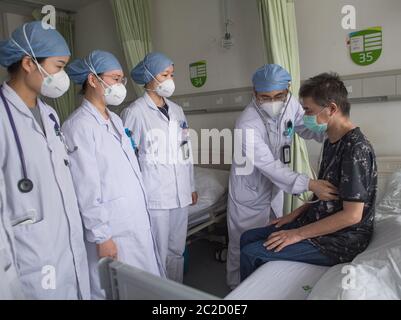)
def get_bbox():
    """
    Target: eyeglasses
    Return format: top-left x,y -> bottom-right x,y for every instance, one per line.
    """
101,75 -> 128,86
257,93 -> 288,103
